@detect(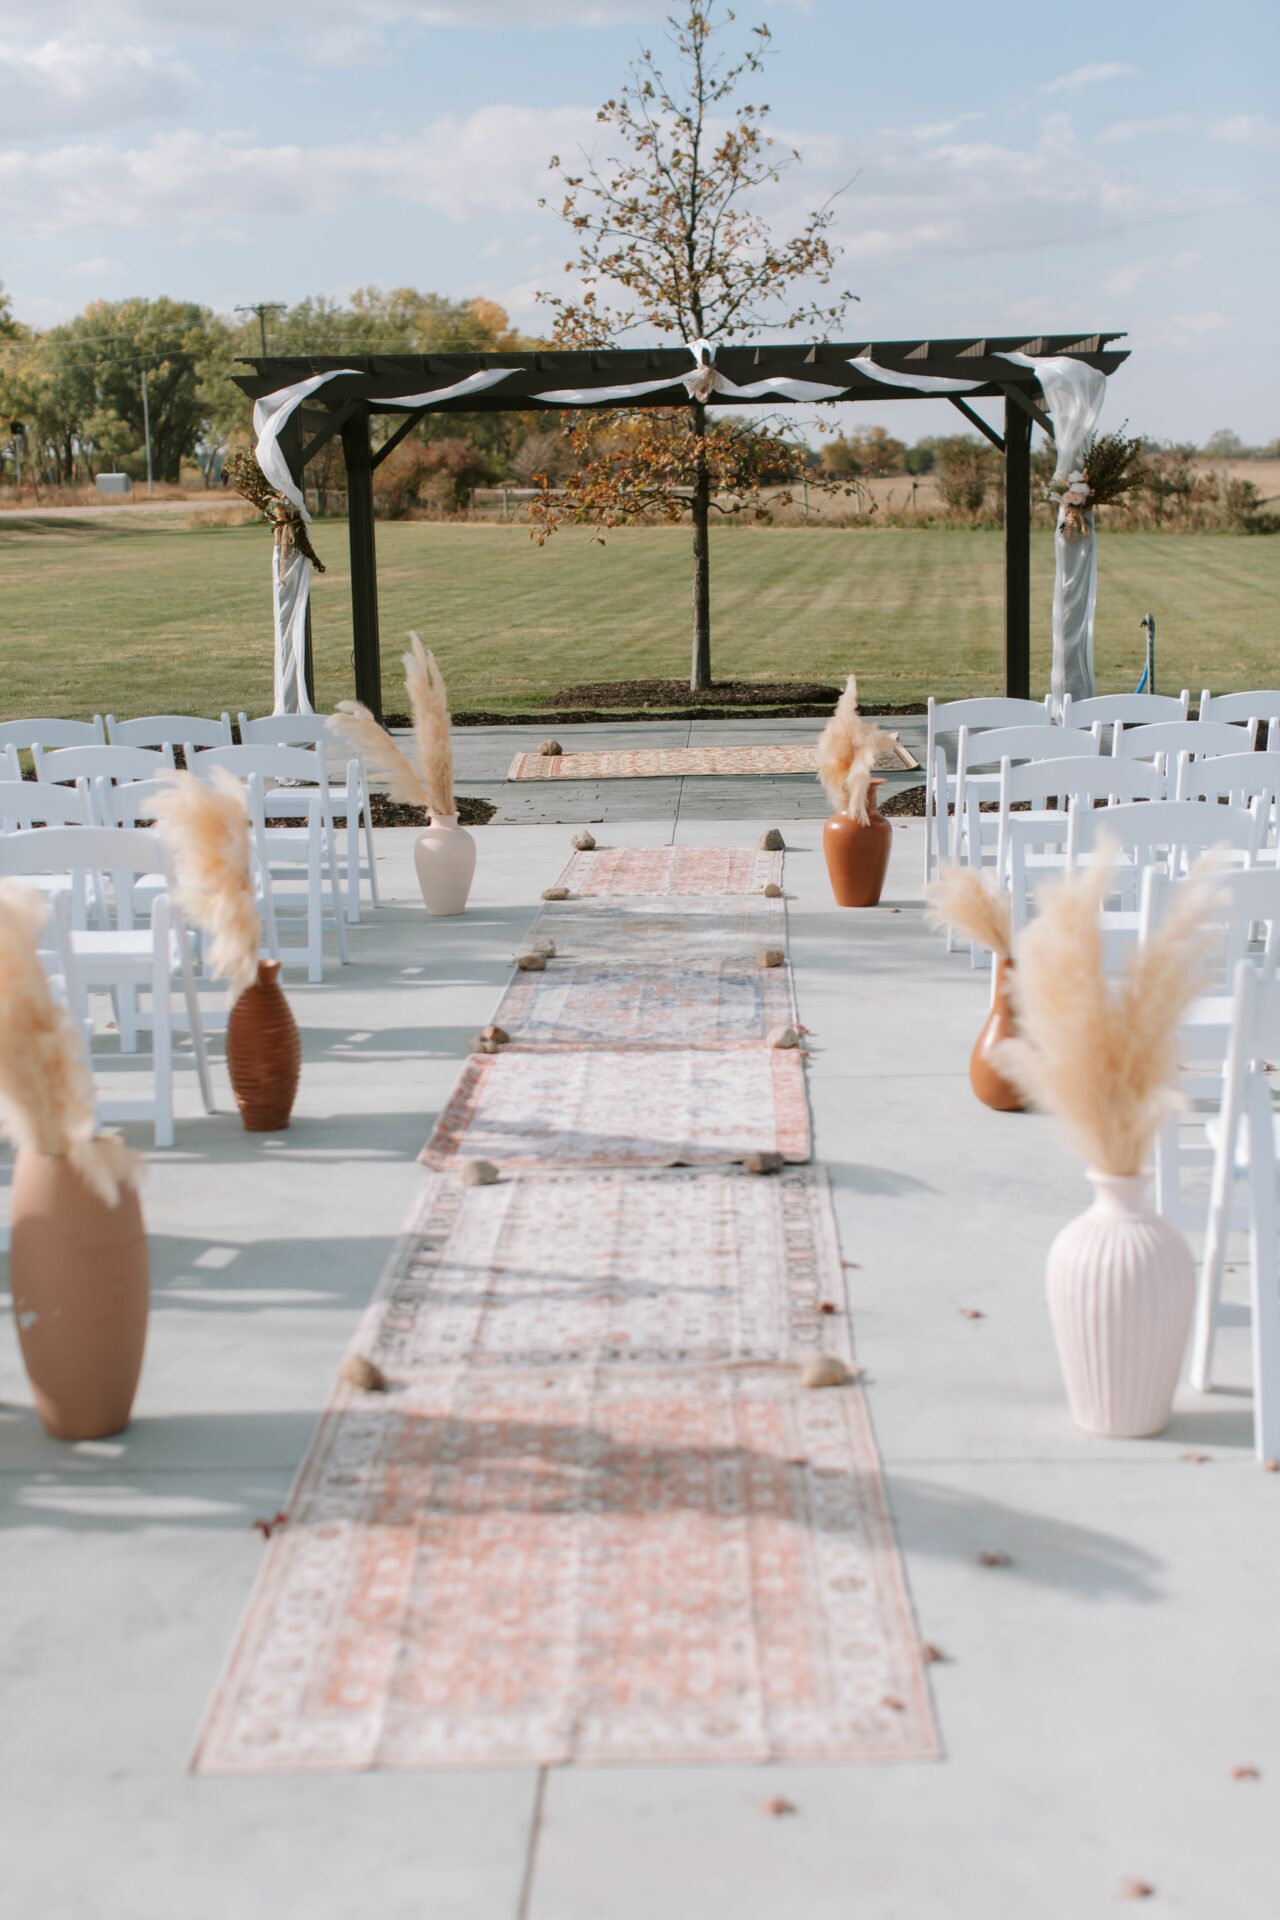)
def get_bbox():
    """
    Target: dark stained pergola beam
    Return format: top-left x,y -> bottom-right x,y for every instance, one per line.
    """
1001,383 -> 1055,443
370,407 -> 433,472
299,400 -> 359,469
947,395 -> 1004,452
